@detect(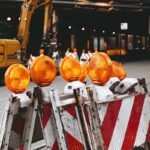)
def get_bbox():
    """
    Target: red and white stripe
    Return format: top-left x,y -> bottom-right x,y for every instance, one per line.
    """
60,104 -> 85,150
9,103 -> 58,150
97,93 -> 150,150
41,103 -> 59,150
